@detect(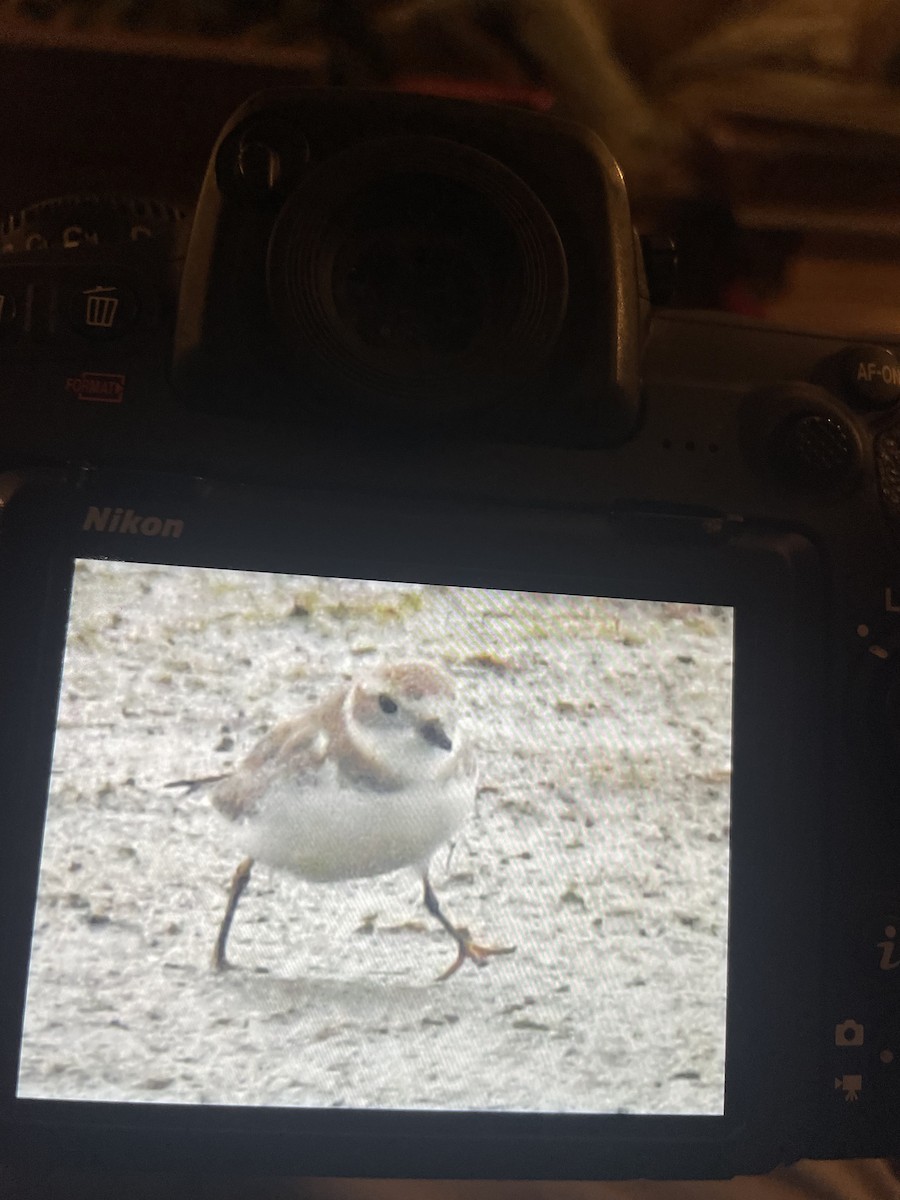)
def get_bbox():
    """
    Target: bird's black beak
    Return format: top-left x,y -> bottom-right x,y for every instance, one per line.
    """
420,719 -> 452,751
